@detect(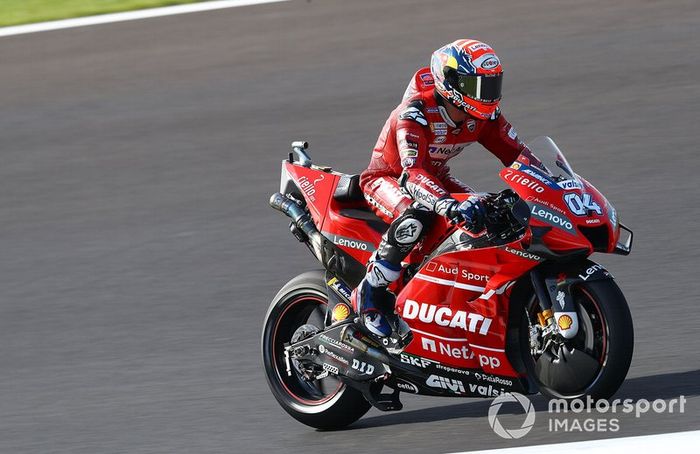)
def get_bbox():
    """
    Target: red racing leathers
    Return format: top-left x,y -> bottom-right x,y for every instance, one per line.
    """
360,67 -> 527,223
